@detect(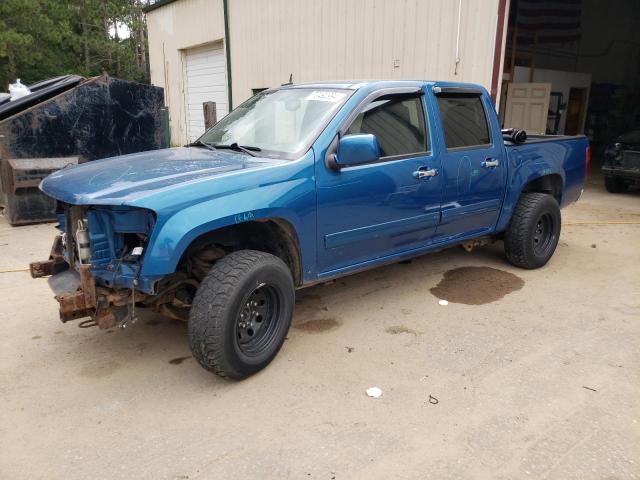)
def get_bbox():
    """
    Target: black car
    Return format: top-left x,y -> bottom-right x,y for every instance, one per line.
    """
603,130 -> 640,192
